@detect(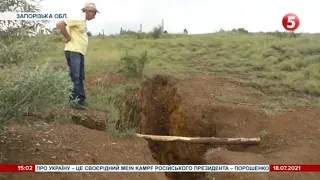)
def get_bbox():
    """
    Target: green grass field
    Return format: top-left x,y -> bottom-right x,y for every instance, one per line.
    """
44,33 -> 320,94
3,31 -> 320,135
